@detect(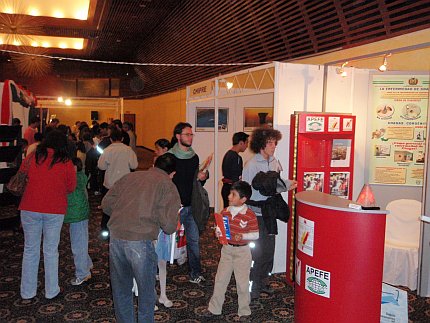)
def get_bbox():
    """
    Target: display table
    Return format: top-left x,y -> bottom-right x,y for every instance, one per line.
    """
294,191 -> 388,323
